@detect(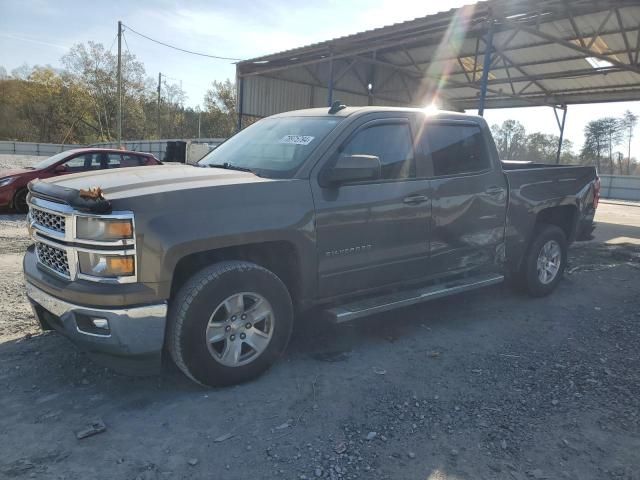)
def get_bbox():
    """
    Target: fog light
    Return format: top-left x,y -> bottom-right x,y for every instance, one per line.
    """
76,314 -> 111,335
91,318 -> 109,330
